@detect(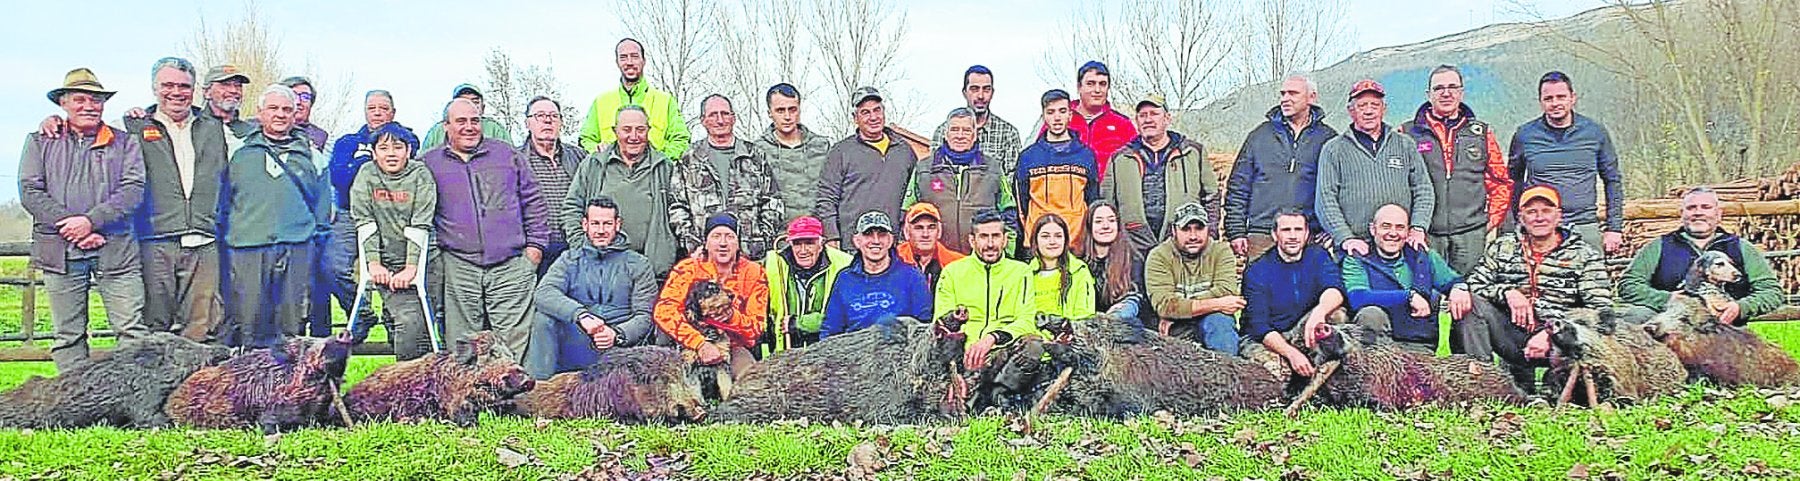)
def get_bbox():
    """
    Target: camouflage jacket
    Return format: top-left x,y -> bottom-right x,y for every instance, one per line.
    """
670,139 -> 785,260
1466,226 -> 1613,325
